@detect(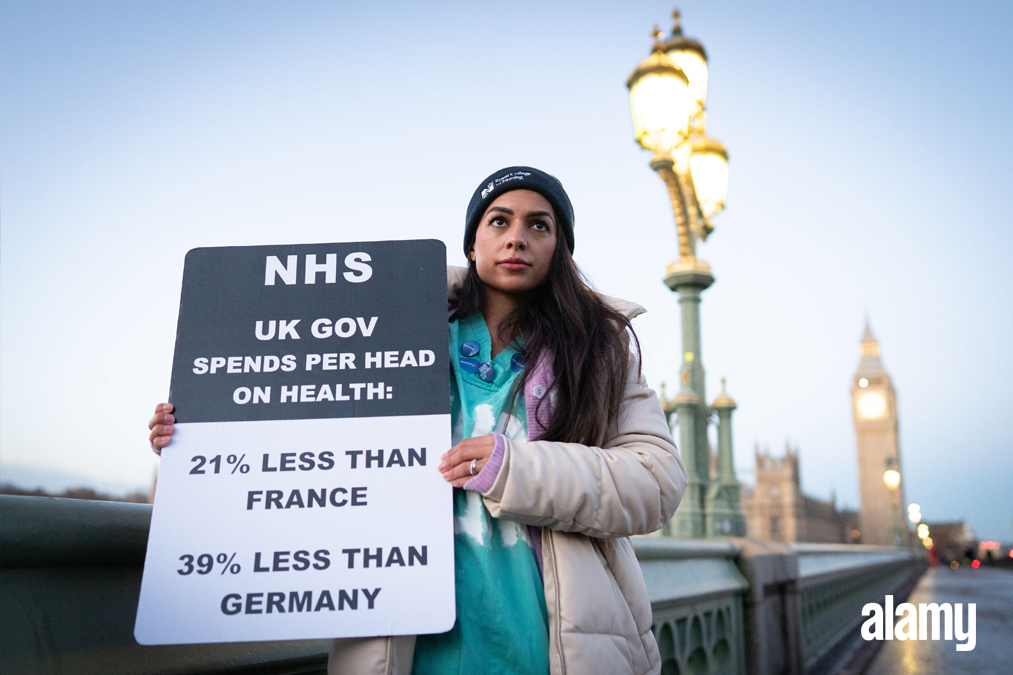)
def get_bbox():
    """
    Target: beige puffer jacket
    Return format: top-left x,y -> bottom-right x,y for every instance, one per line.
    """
328,267 -> 687,675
